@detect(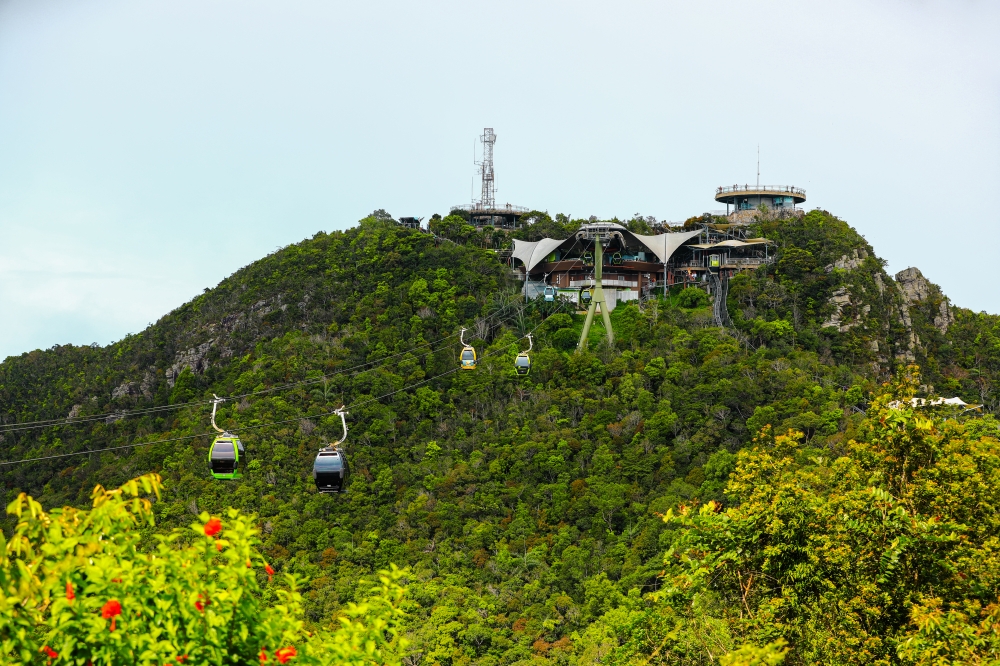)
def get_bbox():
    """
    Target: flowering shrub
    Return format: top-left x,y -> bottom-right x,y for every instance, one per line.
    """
0,474 -> 407,665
